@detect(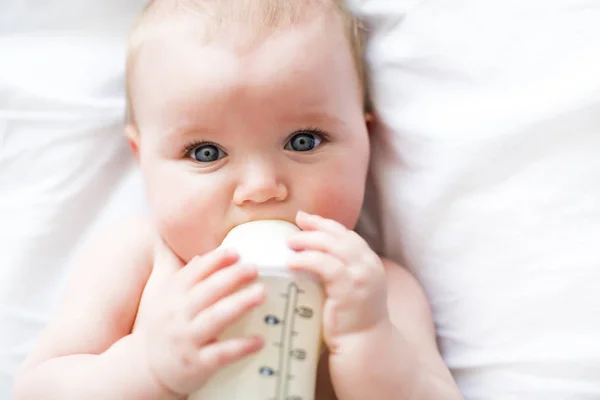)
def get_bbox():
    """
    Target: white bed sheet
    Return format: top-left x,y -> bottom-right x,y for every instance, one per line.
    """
350,0 -> 600,398
0,1 -> 148,396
